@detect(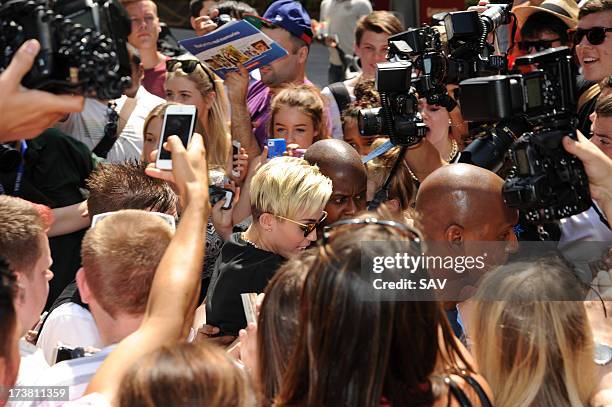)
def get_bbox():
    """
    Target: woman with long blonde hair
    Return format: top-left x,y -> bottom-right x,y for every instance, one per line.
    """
165,58 -> 231,168
469,255 -> 596,407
